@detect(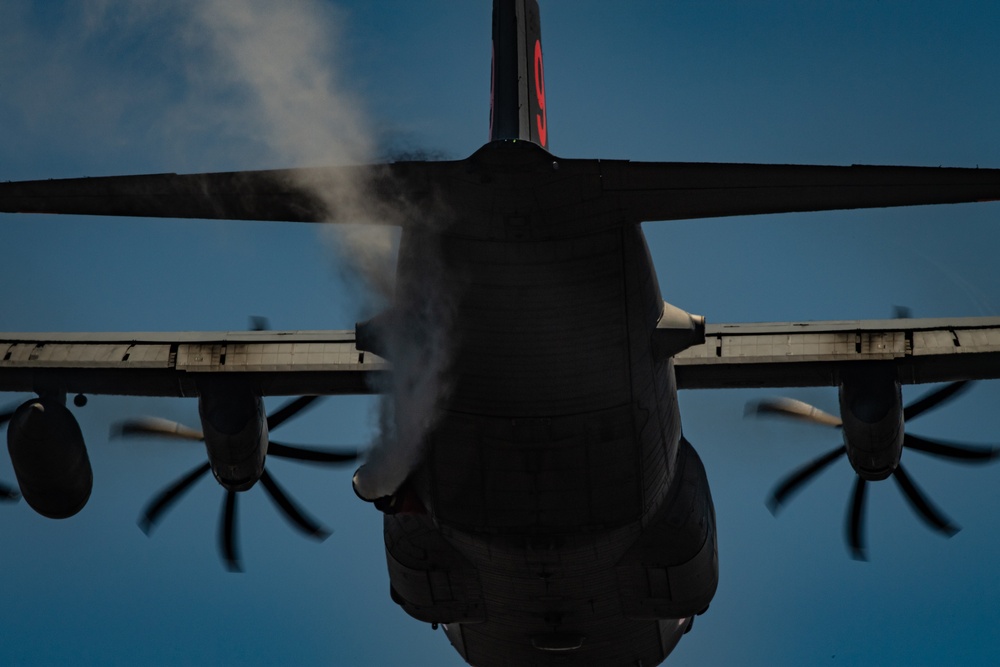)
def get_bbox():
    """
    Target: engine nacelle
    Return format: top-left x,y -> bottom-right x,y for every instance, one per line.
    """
616,437 -> 718,619
838,365 -> 904,480
198,386 -> 267,492
7,398 -> 93,519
